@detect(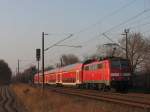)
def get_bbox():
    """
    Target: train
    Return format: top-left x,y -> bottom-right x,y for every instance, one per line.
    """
34,57 -> 131,91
